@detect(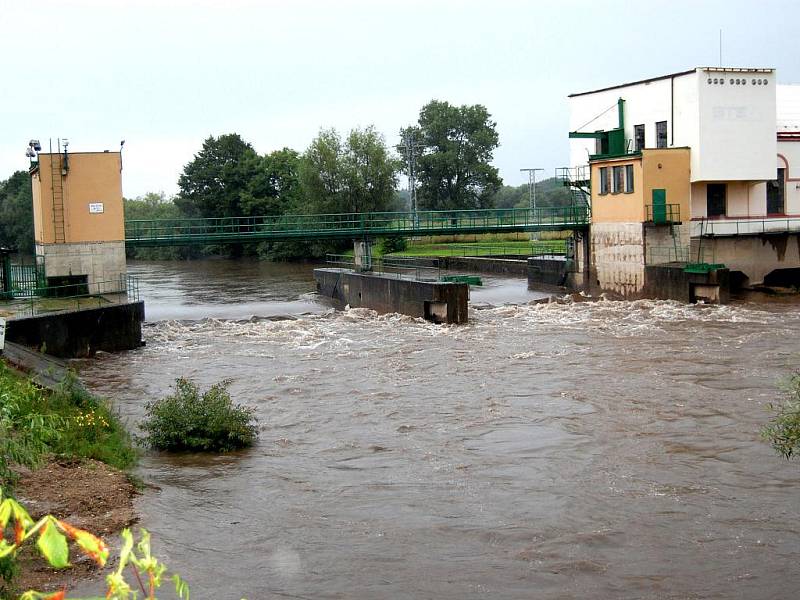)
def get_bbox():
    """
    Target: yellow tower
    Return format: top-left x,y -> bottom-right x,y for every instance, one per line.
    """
29,142 -> 127,293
